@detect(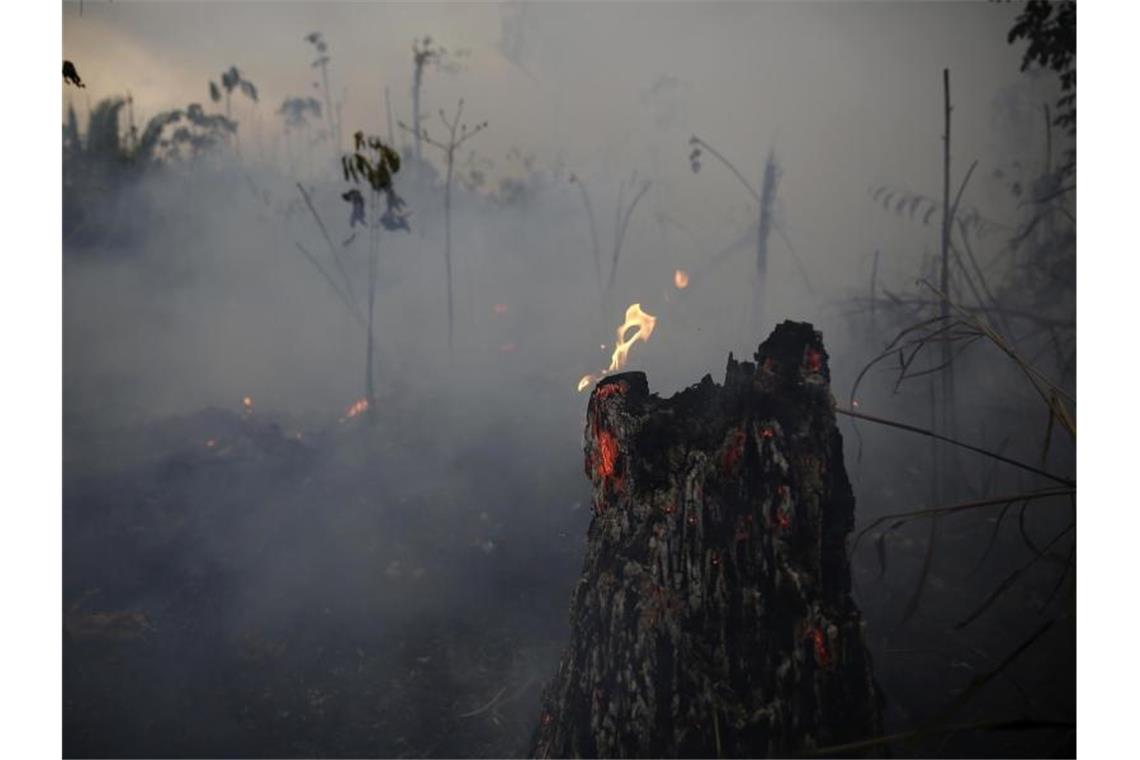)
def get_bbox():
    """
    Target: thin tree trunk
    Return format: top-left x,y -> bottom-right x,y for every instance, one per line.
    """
870,249 -> 880,333
412,63 -> 424,168
319,61 -> 338,161
385,85 -> 394,144
444,146 -> 455,355
365,189 -> 378,424
939,68 -> 956,497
